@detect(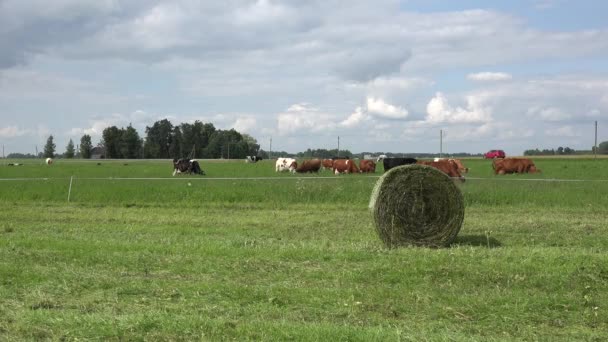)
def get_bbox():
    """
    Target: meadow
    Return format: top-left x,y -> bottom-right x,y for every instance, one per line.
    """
1,157 -> 607,340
